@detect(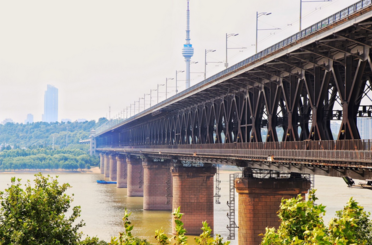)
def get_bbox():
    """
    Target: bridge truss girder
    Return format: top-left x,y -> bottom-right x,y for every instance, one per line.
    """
97,18 -> 372,148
